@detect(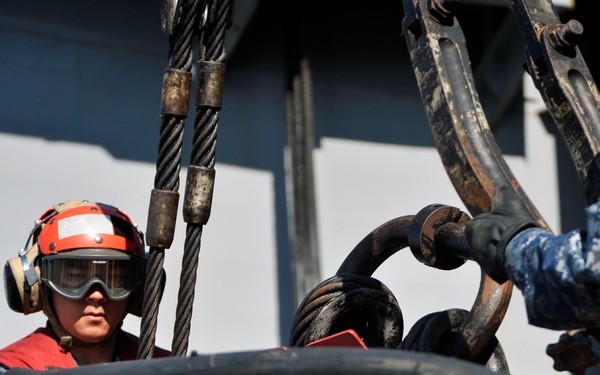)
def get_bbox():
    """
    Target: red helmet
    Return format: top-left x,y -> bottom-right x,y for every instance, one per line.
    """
36,202 -> 144,257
